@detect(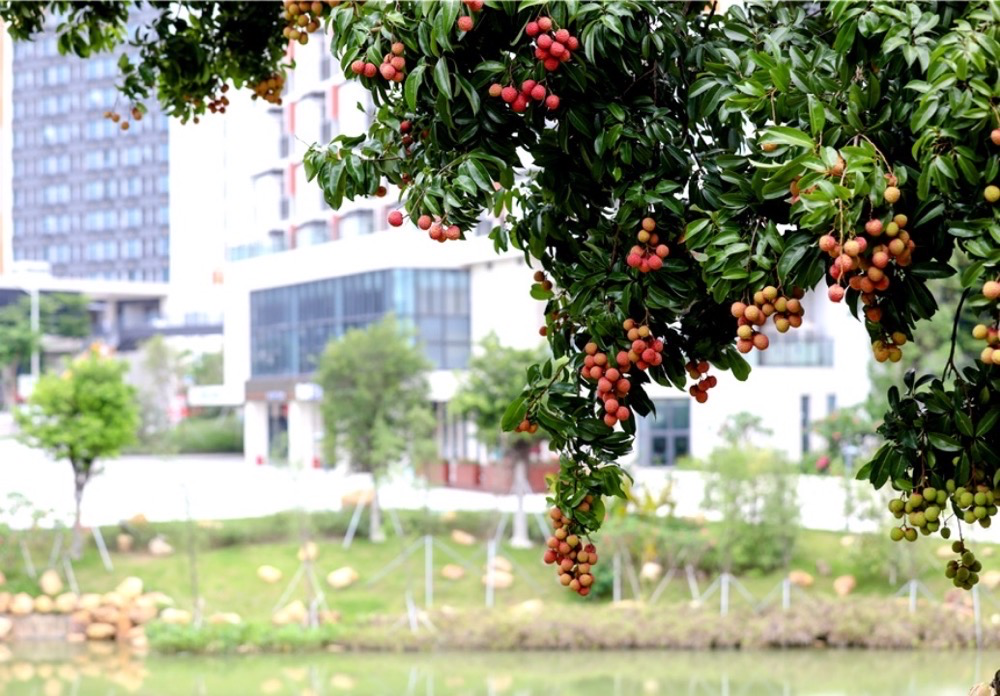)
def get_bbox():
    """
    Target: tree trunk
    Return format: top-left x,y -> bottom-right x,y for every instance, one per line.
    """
0,364 -> 16,411
510,457 -> 531,548
71,467 -> 88,560
369,484 -> 386,543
